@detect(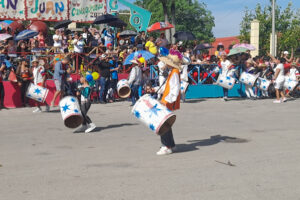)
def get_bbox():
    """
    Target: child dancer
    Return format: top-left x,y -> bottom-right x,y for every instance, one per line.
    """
75,75 -> 96,133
